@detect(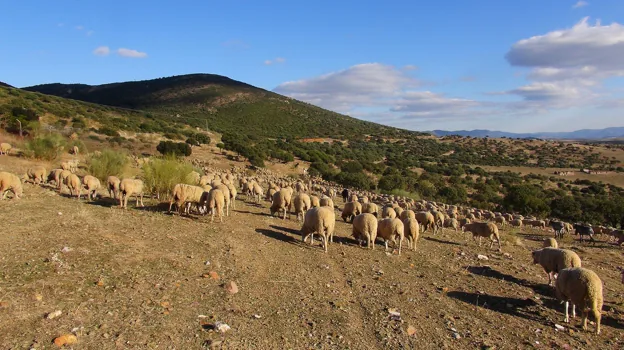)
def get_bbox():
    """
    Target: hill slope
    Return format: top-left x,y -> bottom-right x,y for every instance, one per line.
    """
24,74 -> 421,139
432,127 -> 624,140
